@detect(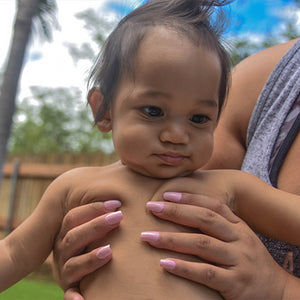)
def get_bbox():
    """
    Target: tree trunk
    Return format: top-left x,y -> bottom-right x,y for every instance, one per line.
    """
0,0 -> 39,189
